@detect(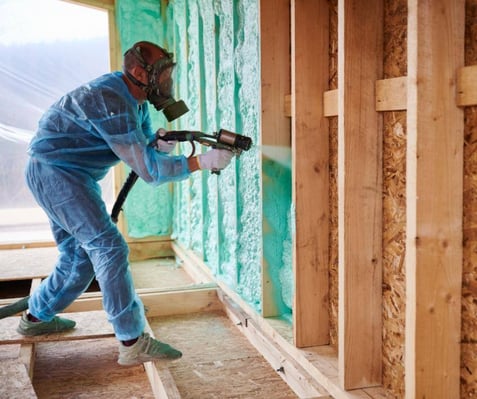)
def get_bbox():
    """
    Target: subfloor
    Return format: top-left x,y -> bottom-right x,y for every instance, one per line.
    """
149,312 -> 298,399
23,311 -> 297,399
0,246 -> 298,398
32,338 -> 154,399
